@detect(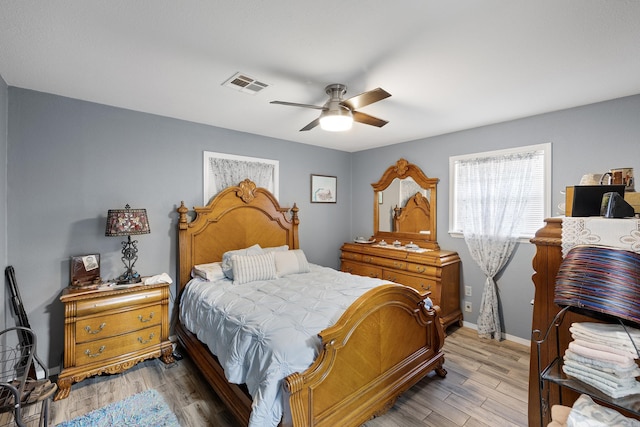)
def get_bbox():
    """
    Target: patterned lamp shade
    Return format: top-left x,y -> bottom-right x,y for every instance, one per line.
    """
105,205 -> 150,236
554,246 -> 640,326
